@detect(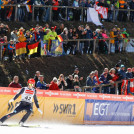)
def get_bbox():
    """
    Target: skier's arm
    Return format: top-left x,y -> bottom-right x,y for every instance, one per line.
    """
13,88 -> 25,101
33,90 -> 39,108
